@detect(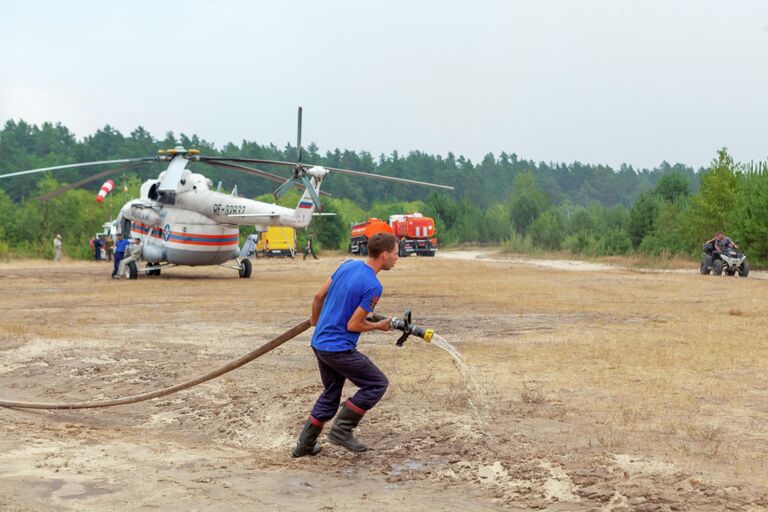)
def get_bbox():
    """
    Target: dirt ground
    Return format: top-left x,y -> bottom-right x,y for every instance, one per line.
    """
0,250 -> 767,511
